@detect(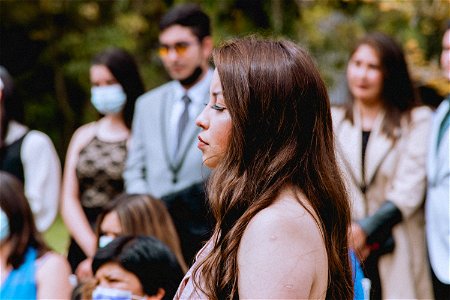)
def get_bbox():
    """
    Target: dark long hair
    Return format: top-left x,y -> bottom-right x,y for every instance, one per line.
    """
92,235 -> 184,300
194,37 -> 353,299
91,48 -> 145,129
0,67 -> 24,152
344,32 -> 419,139
0,171 -> 48,268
